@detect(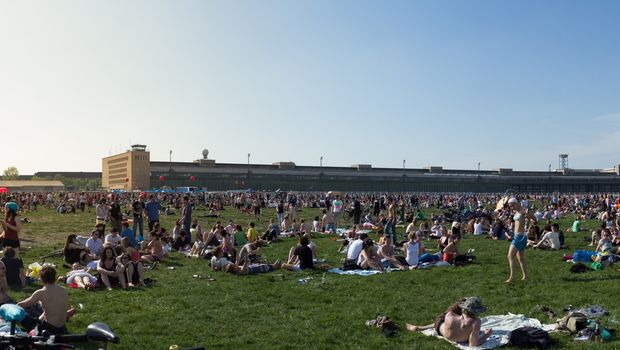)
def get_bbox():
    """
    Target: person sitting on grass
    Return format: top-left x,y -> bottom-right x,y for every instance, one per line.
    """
442,235 -> 460,264
246,222 -> 259,243
141,234 -> 165,264
236,241 -> 264,266
120,221 -> 139,249
406,297 -> 492,347
533,223 -> 561,250
120,238 -> 145,286
97,246 -> 126,290
596,229 -> 613,254
378,235 -> 408,269
403,232 -> 420,269
359,239 -> 384,271
1,247 -> 26,288
211,246 -> 281,275
118,253 -> 144,288
18,266 -> 71,335
0,262 -> 14,304
85,230 -> 103,257
590,222 -> 606,246
104,227 -> 122,255
172,230 -> 186,251
283,235 -> 314,271
221,229 -> 236,261
62,263 -> 97,291
234,224 -> 246,247
63,234 -> 95,266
